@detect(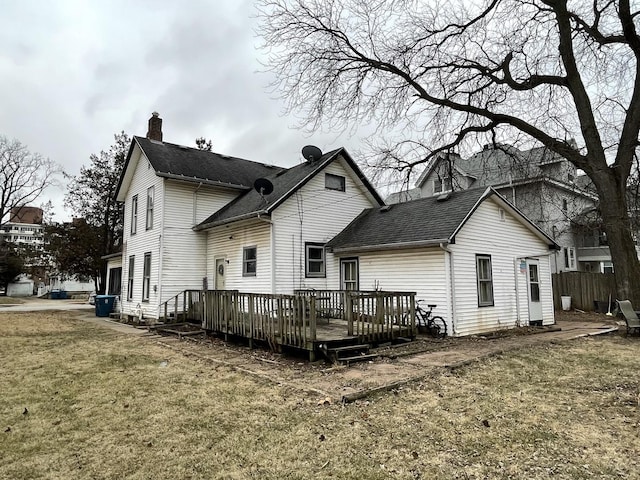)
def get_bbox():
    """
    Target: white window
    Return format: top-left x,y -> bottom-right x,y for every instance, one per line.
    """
602,261 -> 614,274
131,195 -> 138,235
127,256 -> 135,301
476,254 -> 494,307
142,252 -> 151,301
146,187 -> 154,230
243,246 -> 257,277
305,243 -> 326,278
564,247 -> 576,270
325,173 -> 345,192
433,176 -> 452,194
